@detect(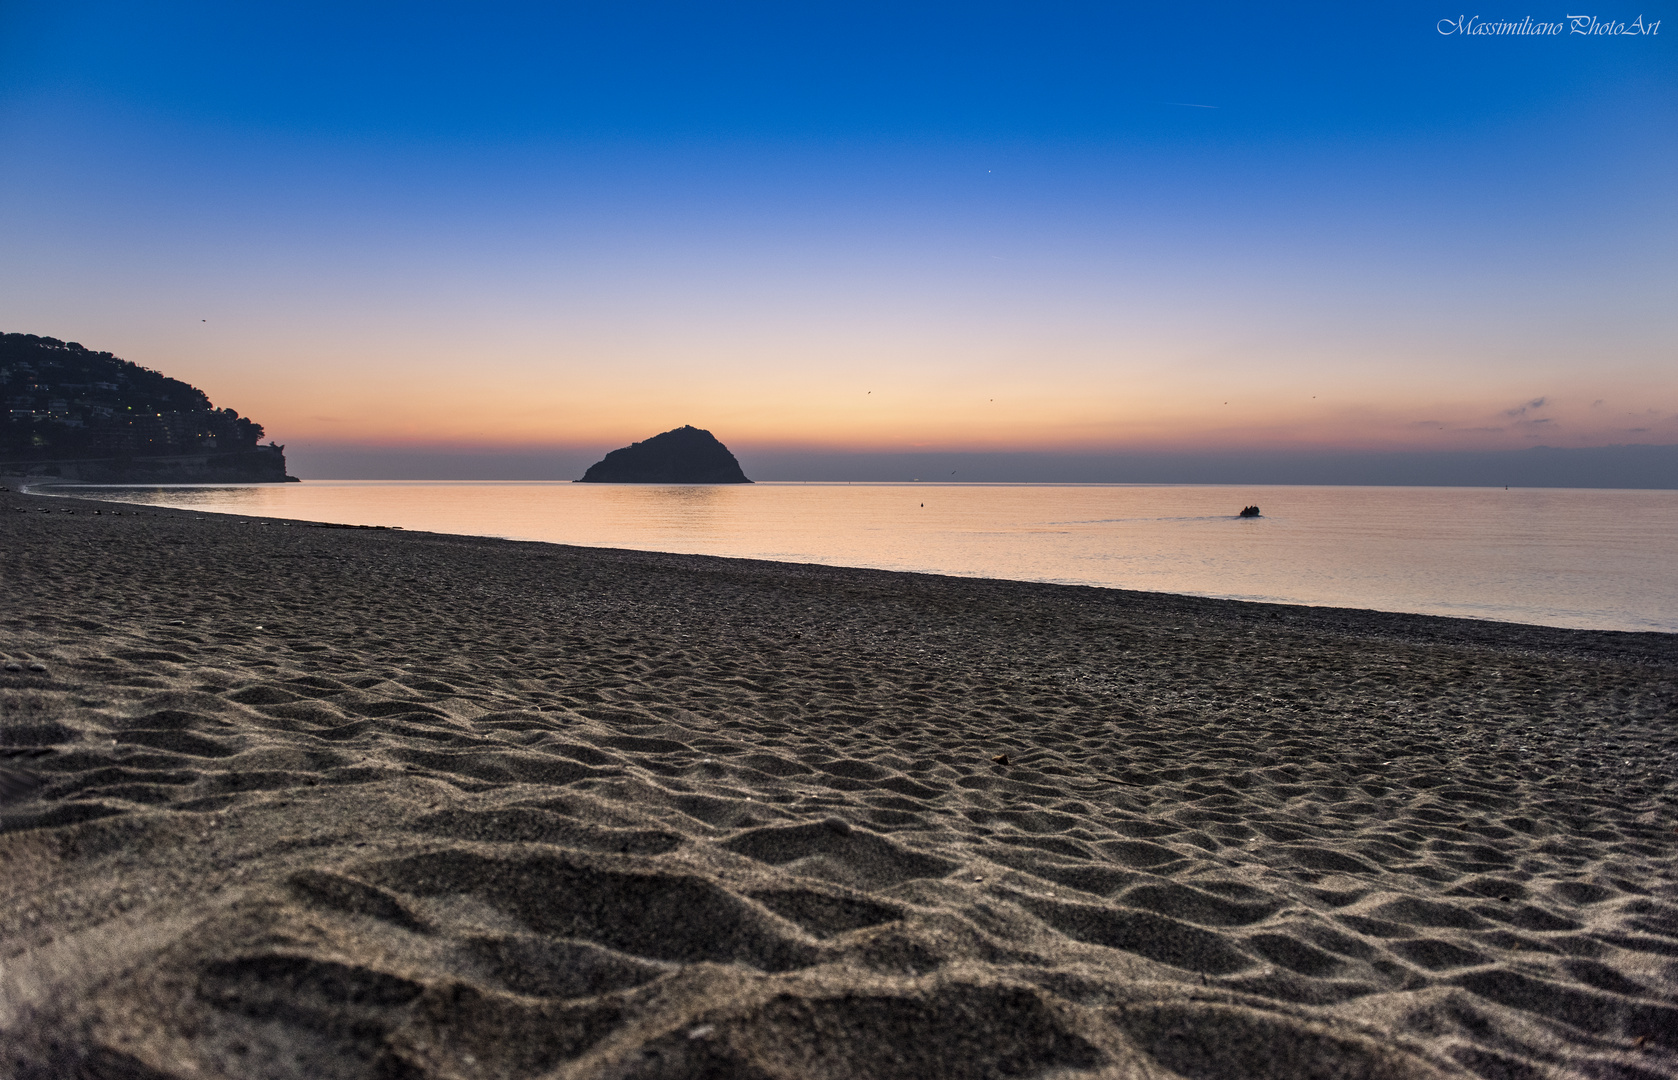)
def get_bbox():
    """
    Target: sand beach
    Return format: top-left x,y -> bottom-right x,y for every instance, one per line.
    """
1,487 -> 1674,1079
